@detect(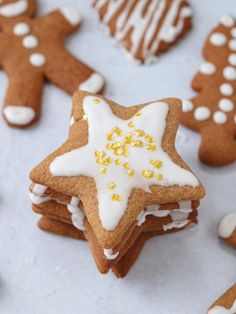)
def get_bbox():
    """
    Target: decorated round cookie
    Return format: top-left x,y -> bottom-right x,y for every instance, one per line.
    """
93,0 -> 192,64
181,14 -> 236,166
0,0 -> 105,128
